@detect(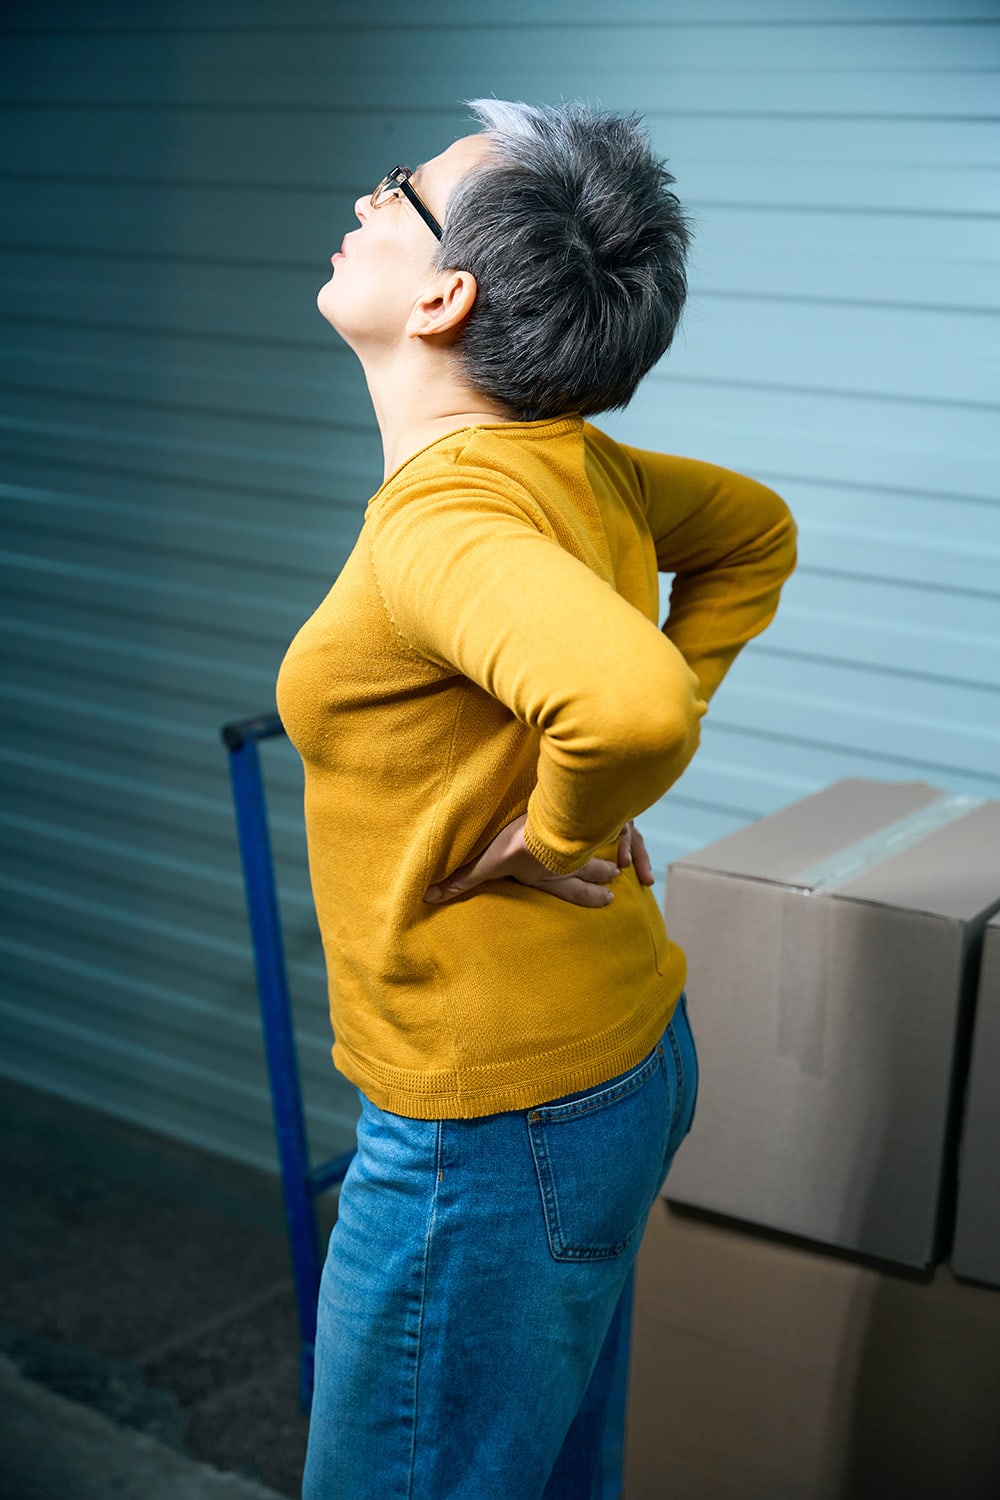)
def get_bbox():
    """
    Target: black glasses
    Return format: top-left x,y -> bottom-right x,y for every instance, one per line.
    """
370,165 -> 443,241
